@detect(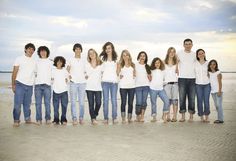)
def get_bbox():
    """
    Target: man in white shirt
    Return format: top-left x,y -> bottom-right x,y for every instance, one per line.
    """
67,43 -> 86,125
177,39 -> 196,122
12,43 -> 36,127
